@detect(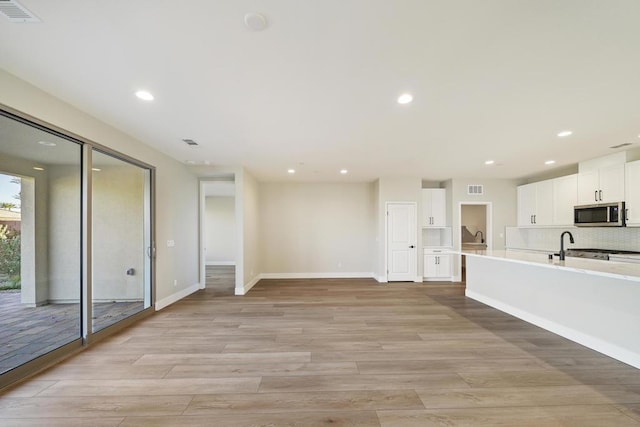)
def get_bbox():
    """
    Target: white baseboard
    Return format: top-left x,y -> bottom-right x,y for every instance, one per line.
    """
155,282 -> 201,311
236,274 -> 261,296
260,272 -> 375,280
206,261 -> 236,266
376,275 -> 388,283
466,290 -> 640,369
